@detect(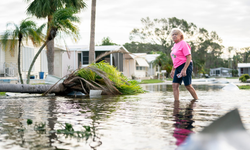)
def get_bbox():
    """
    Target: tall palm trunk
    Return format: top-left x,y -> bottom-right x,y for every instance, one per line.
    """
47,40 -> 54,75
89,0 -> 96,64
47,15 -> 54,75
18,37 -> 24,84
27,41 -> 48,84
